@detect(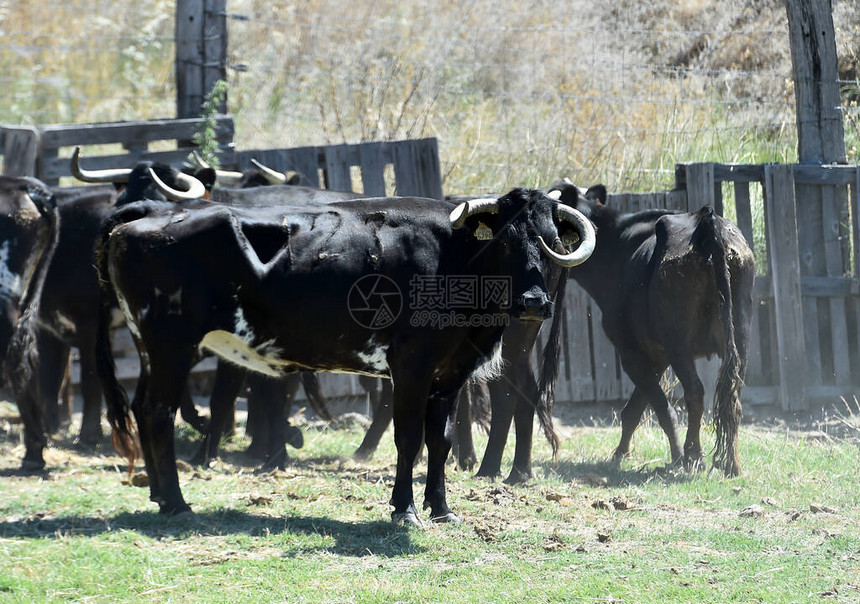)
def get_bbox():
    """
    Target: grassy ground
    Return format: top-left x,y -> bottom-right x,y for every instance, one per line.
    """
0,401 -> 857,603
